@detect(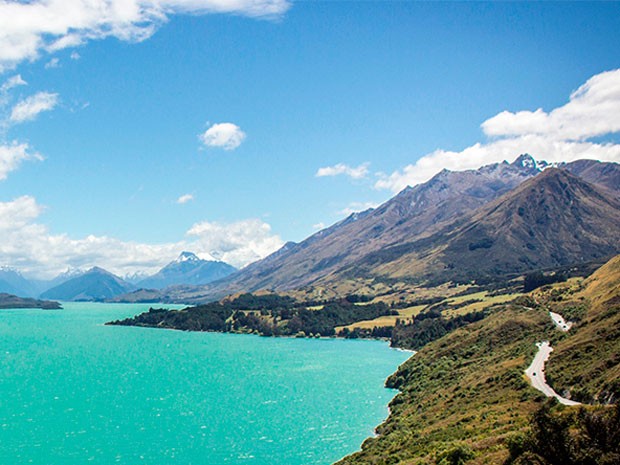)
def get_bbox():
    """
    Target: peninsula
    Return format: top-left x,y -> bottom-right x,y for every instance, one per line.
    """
0,293 -> 61,310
